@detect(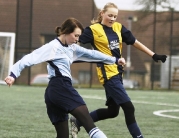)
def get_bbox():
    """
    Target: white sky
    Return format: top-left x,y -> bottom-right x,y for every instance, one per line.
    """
94,0 -> 179,11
